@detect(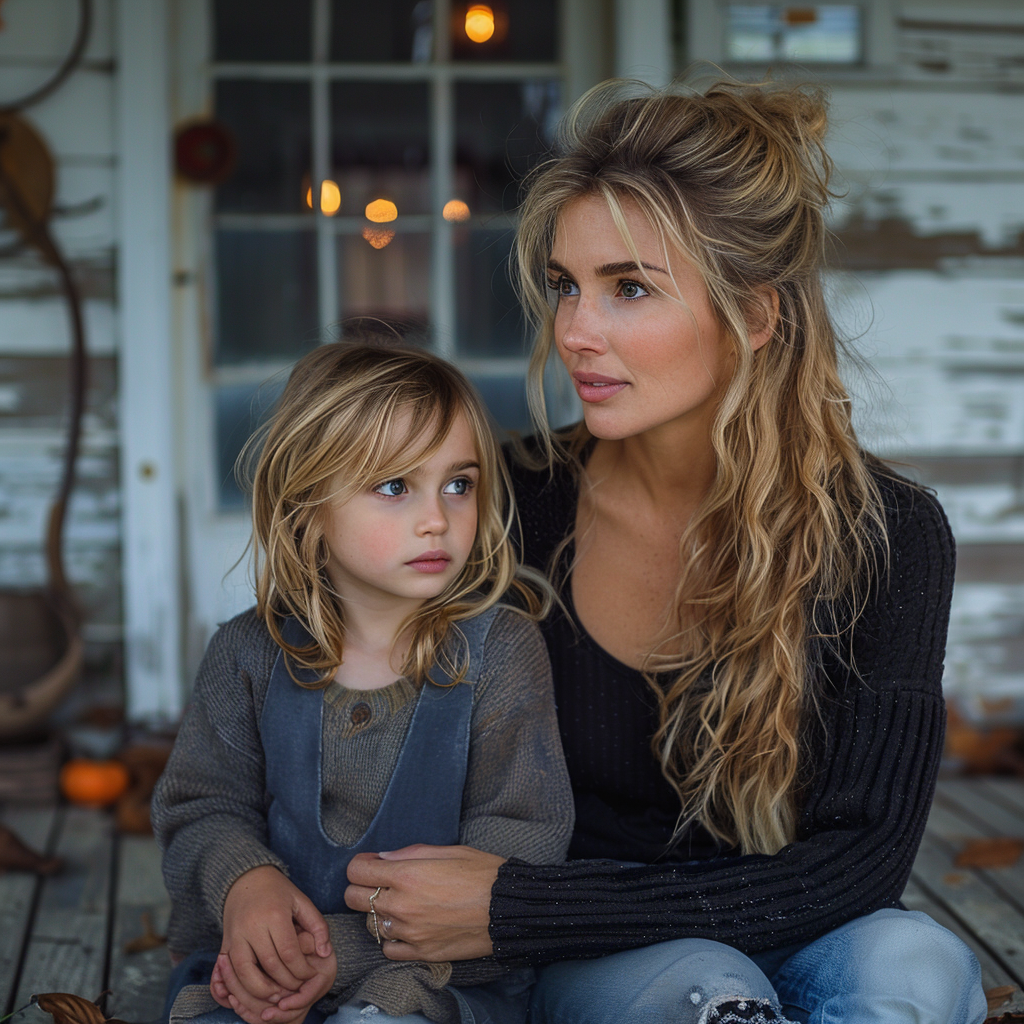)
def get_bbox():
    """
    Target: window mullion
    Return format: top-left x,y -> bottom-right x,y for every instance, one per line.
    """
313,0 -> 337,333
